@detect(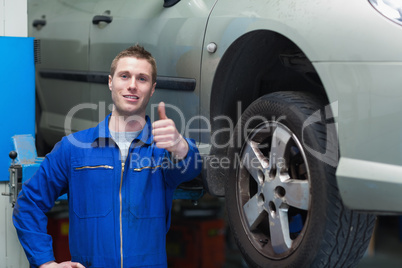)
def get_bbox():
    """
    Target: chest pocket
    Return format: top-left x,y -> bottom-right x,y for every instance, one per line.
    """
127,159 -> 166,219
71,157 -> 114,218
